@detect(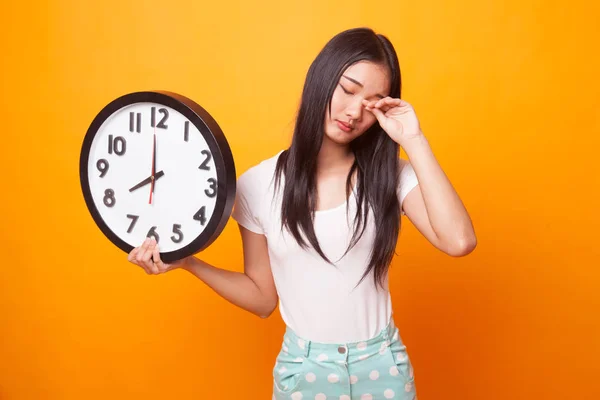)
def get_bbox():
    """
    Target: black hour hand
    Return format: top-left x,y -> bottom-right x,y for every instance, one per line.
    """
129,170 -> 165,192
